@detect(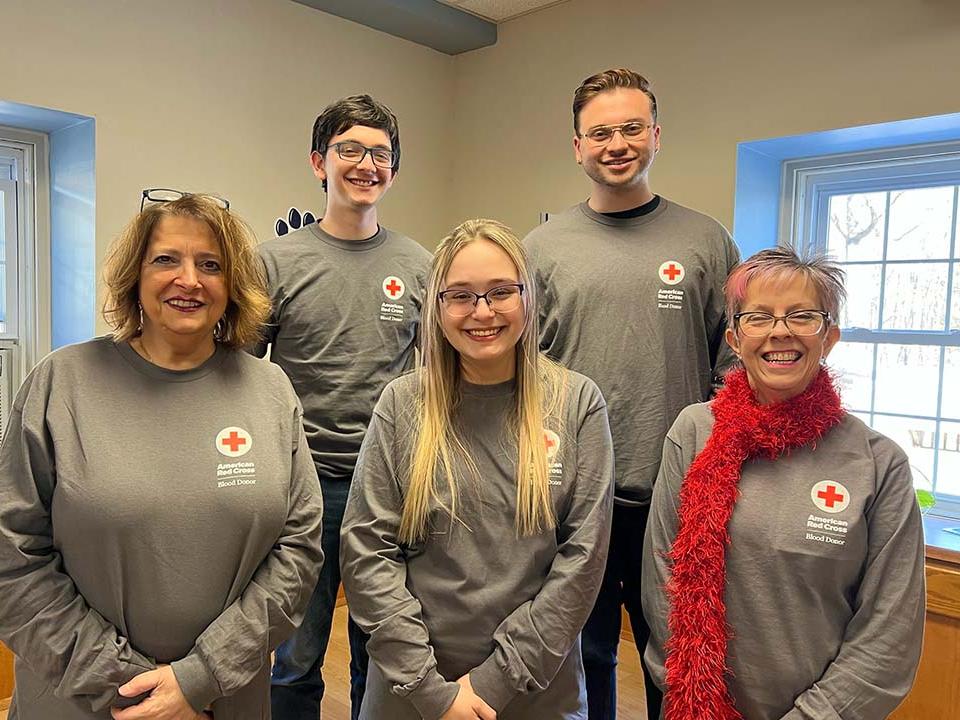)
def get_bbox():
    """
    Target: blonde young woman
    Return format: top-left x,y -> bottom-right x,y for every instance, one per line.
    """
340,219 -> 615,720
